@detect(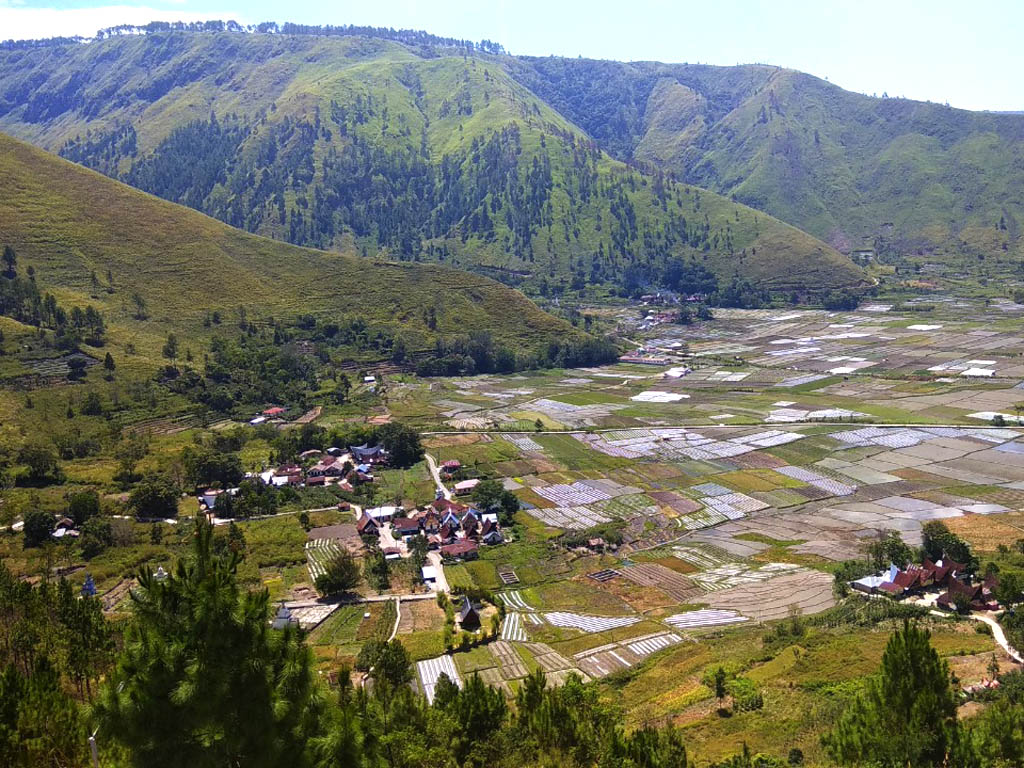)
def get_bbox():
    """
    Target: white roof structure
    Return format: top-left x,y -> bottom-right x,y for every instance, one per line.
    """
366,505 -> 399,520
421,565 -> 437,581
